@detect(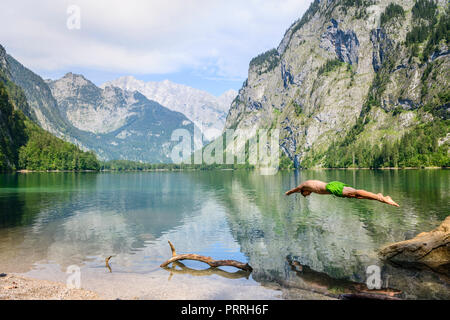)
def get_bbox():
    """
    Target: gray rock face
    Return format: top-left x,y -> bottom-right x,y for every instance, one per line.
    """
370,28 -> 392,72
430,48 -> 450,61
222,0 -> 449,167
281,62 -> 295,88
397,99 -> 417,110
3,53 -> 71,135
0,45 -> 8,71
277,28 -> 293,56
49,73 -> 139,134
247,98 -> 263,112
320,19 -> 360,65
